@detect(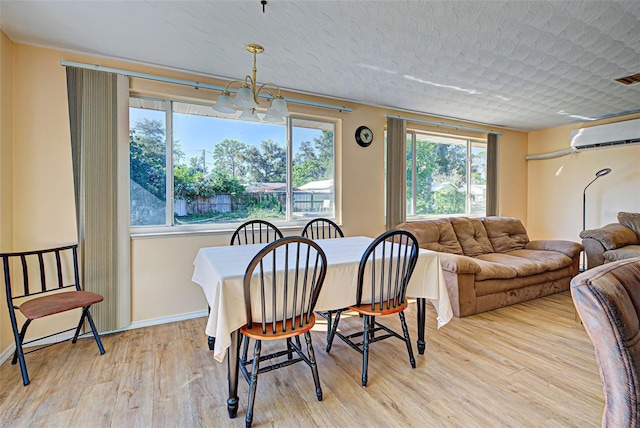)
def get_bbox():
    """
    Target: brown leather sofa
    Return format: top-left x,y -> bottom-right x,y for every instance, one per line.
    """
571,257 -> 640,427
580,212 -> 640,269
396,217 -> 583,317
